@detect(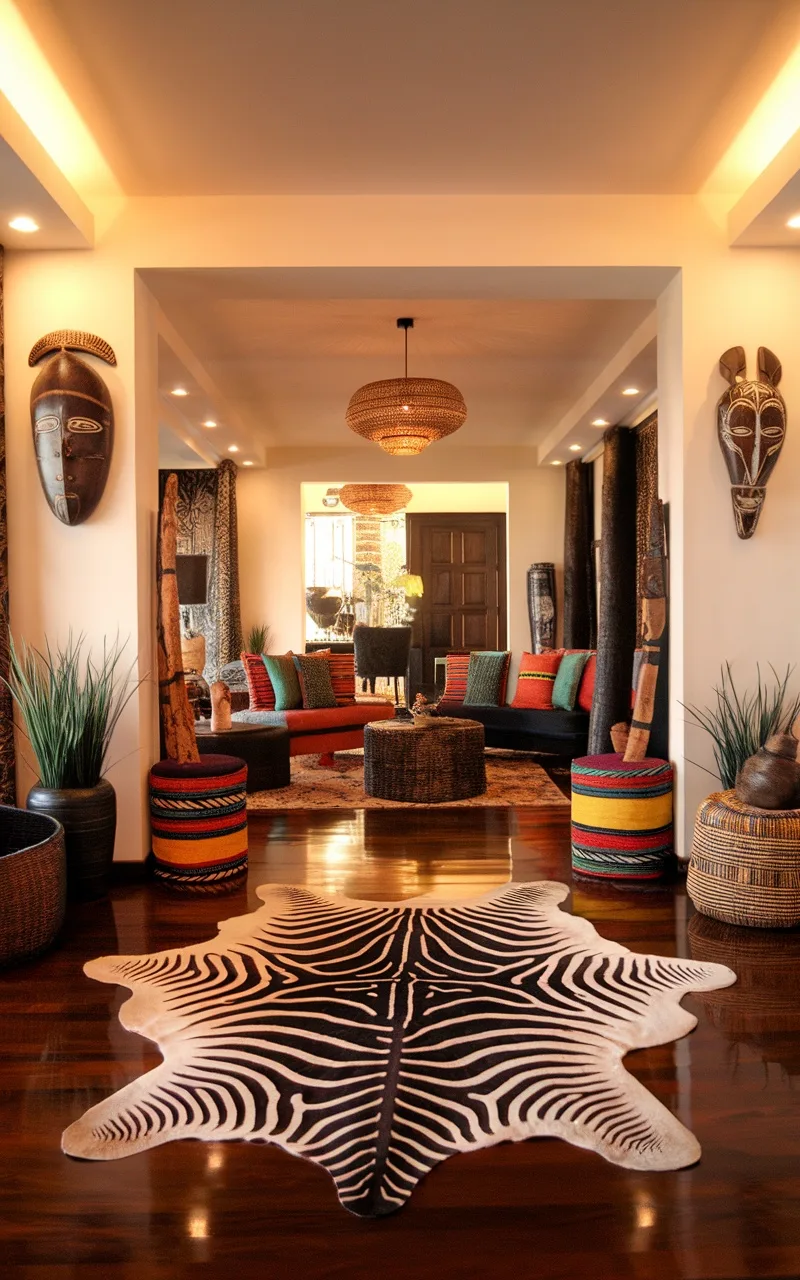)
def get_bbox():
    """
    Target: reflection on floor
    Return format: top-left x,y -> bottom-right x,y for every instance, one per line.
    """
1,804 -> 799,1277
